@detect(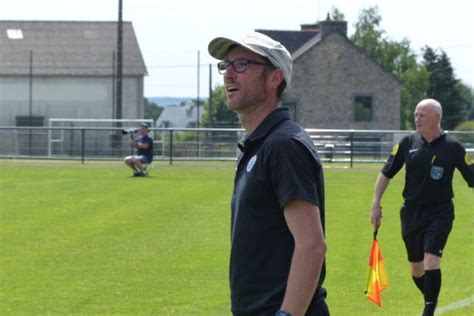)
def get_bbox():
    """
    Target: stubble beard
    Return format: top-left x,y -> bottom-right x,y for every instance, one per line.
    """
226,82 -> 268,113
